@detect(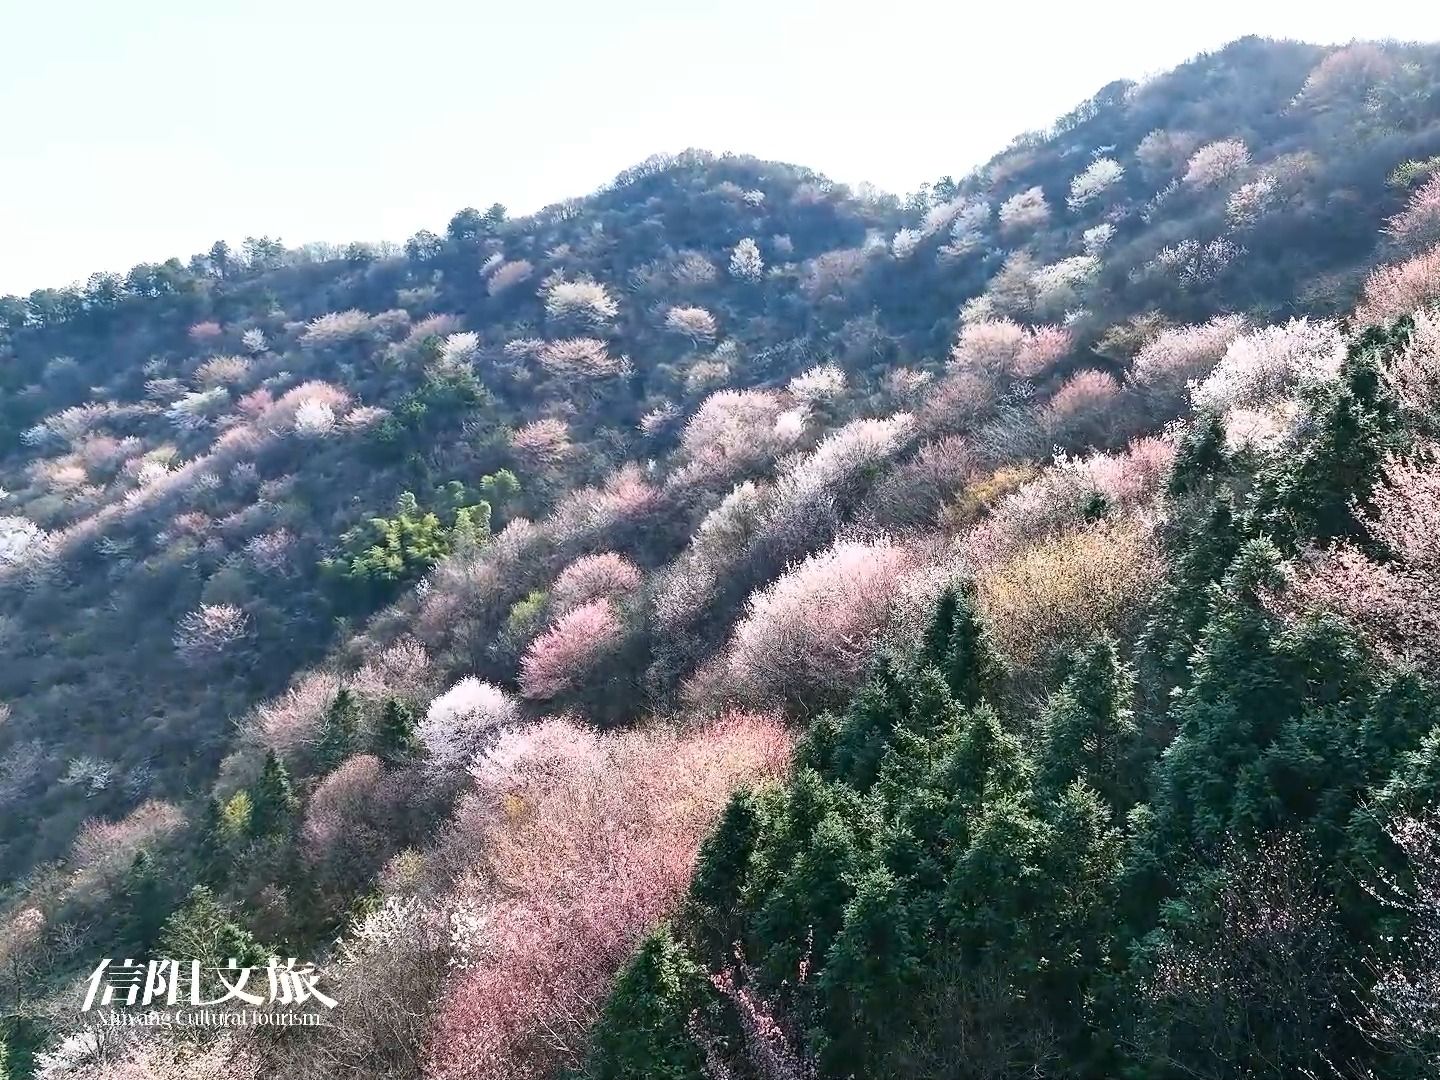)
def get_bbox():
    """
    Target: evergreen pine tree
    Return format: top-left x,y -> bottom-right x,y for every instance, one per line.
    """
921,588 -> 959,669
374,697 -> 420,764
1258,331 -> 1401,548
120,851 -> 171,954
315,688 -> 360,771
196,796 -> 228,883
1038,638 -> 1140,808
1168,411 -> 1230,498
586,927 -> 708,1080
940,590 -> 999,710
250,751 -> 298,838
